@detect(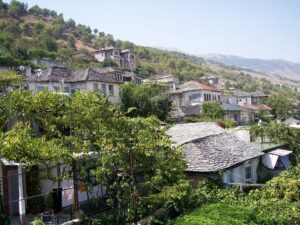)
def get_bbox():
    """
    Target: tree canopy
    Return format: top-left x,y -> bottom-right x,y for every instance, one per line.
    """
120,82 -> 173,121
